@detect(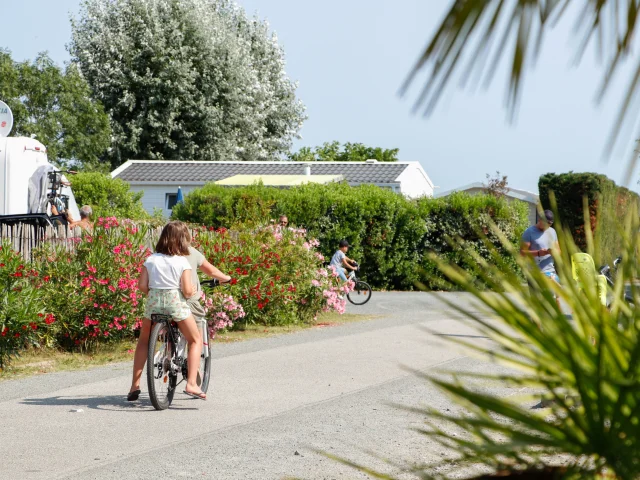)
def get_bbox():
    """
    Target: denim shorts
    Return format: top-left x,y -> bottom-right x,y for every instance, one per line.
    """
543,271 -> 560,284
144,289 -> 192,321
